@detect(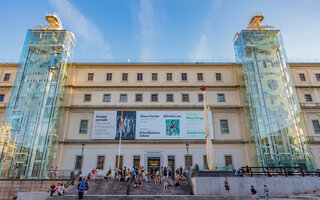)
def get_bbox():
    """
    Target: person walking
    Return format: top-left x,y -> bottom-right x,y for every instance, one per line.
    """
78,179 -> 86,200
264,185 -> 269,200
11,185 -> 18,200
250,185 -> 259,200
13,167 -> 18,180
224,177 -> 230,198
